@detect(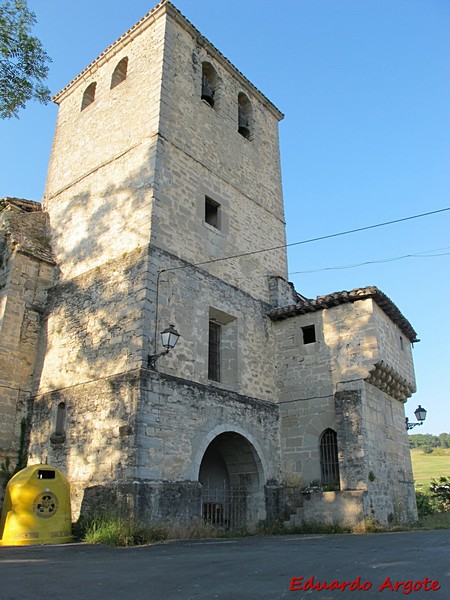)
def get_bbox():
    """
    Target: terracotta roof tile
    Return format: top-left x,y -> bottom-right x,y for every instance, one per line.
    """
269,286 -> 418,343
